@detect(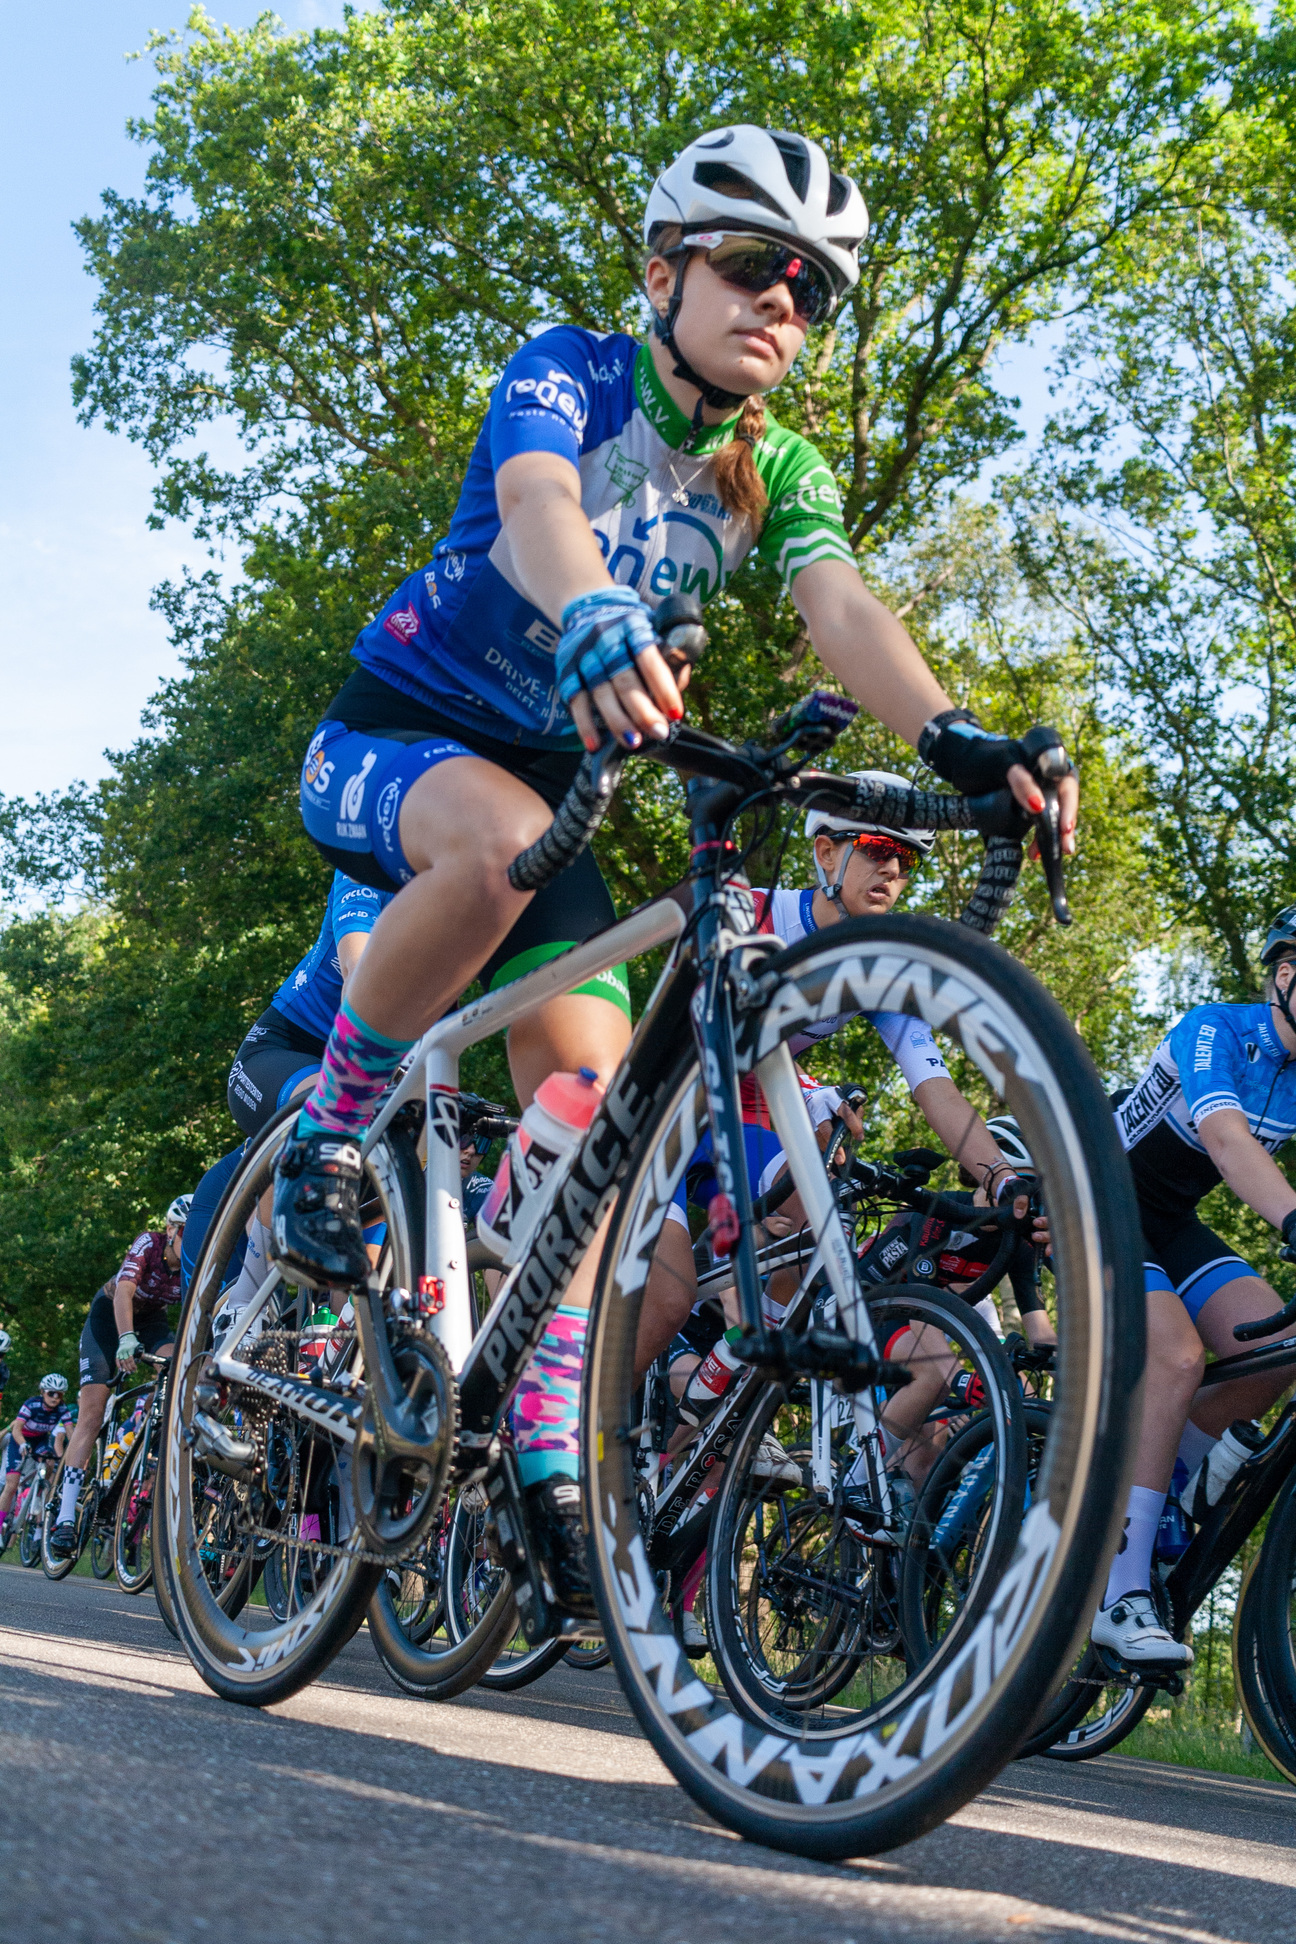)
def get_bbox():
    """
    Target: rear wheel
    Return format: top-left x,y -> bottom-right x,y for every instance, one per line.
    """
114,1426 -> 157,1593
367,1483 -> 521,1699
89,1519 -> 115,1580
161,1106 -> 441,1705
1235,1544 -> 1296,1783
40,1458 -> 96,1580
585,914 -> 1142,1857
